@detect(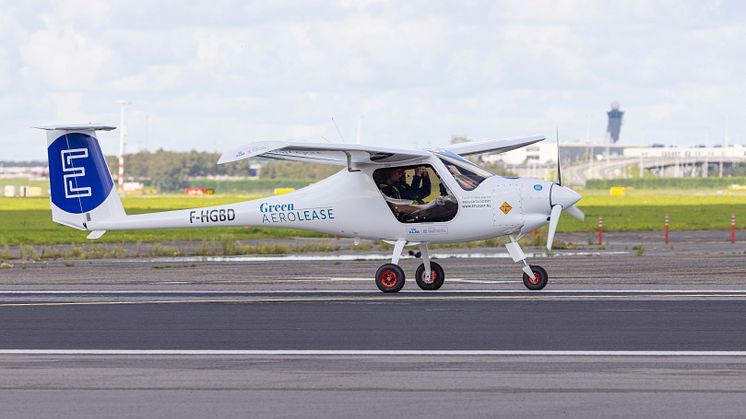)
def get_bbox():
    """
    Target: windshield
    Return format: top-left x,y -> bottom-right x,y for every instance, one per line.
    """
435,151 -> 493,191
